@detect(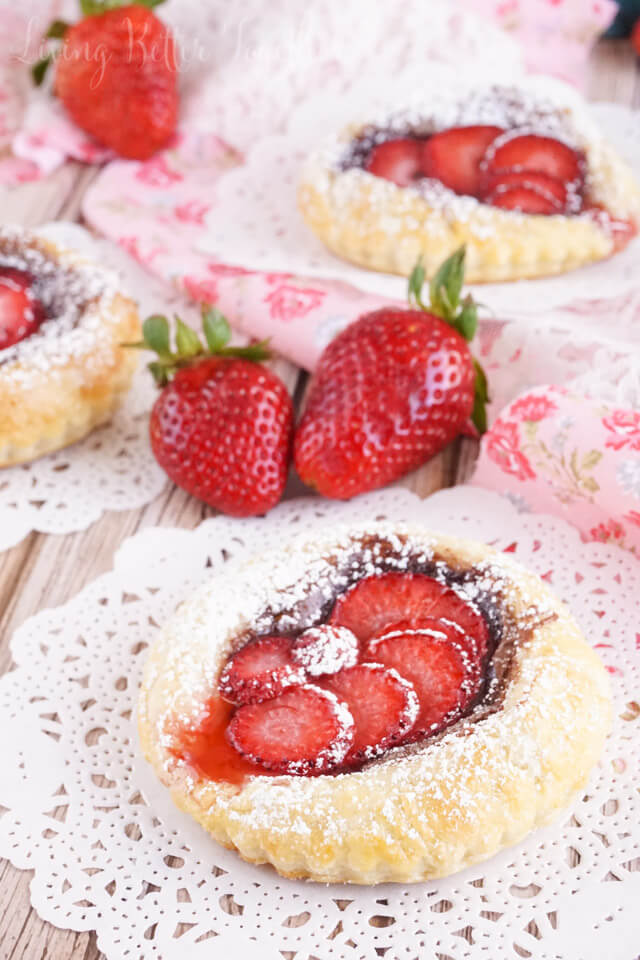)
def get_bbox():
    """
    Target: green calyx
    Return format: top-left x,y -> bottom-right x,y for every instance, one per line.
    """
407,246 -> 489,435
79,0 -> 166,15
124,305 -> 270,387
32,0 -> 166,85
31,19 -> 69,86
